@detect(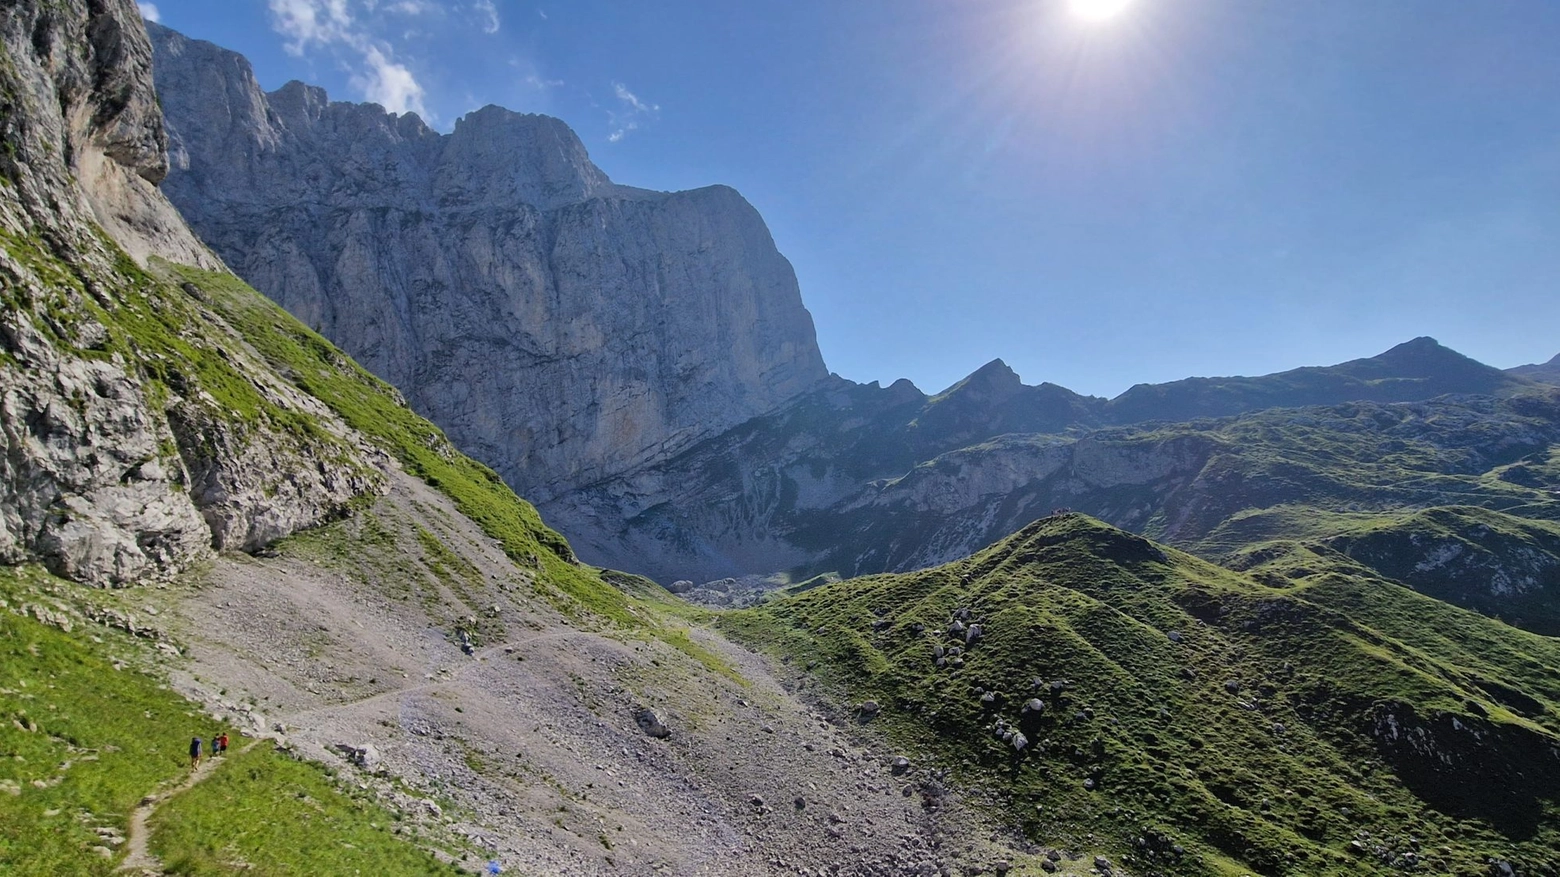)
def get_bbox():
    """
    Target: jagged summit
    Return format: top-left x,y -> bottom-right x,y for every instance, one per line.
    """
148,22 -> 830,502
933,358 -> 1024,398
